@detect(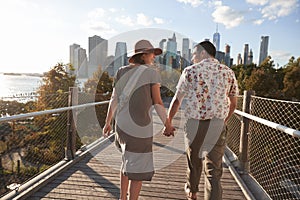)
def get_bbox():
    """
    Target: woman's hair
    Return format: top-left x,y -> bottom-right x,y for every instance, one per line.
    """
131,54 -> 146,64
